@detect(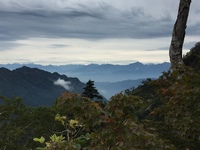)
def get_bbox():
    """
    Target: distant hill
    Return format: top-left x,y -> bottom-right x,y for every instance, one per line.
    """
0,66 -> 85,106
0,62 -> 170,82
96,79 -> 144,99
